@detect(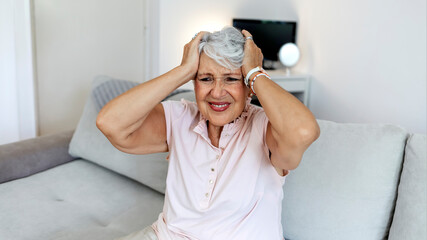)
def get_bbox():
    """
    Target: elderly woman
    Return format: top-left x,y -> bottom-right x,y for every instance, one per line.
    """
97,27 -> 320,240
